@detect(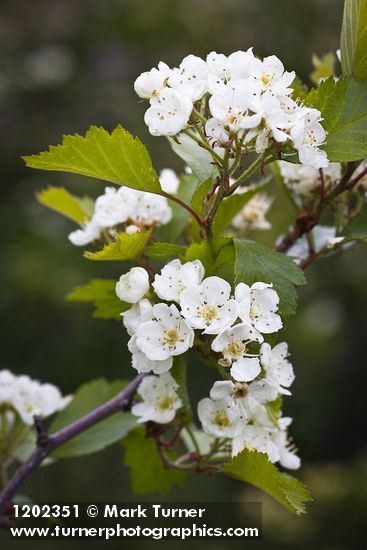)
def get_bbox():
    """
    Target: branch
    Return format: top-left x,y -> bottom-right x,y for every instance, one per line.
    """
0,373 -> 146,528
276,162 -> 360,253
